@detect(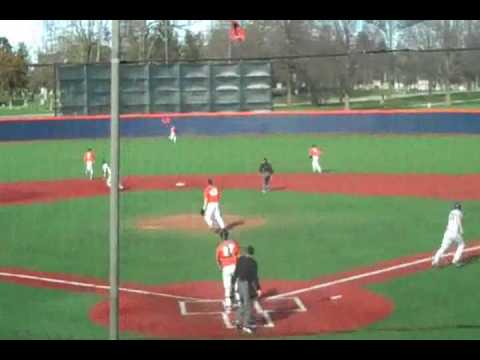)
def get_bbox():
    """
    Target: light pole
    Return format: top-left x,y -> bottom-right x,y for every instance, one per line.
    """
109,19 -> 120,340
